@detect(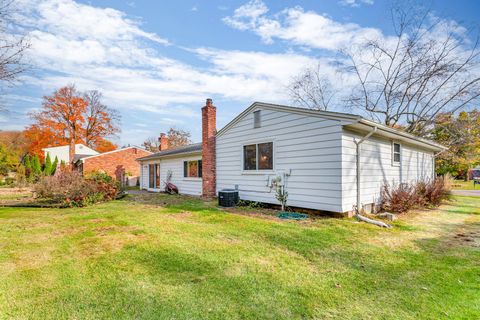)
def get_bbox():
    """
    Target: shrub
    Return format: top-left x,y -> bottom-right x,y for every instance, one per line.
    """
419,176 -> 451,207
34,170 -> 120,207
380,178 -> 451,214
237,200 -> 266,209
380,183 -> 418,214
85,170 -> 121,200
